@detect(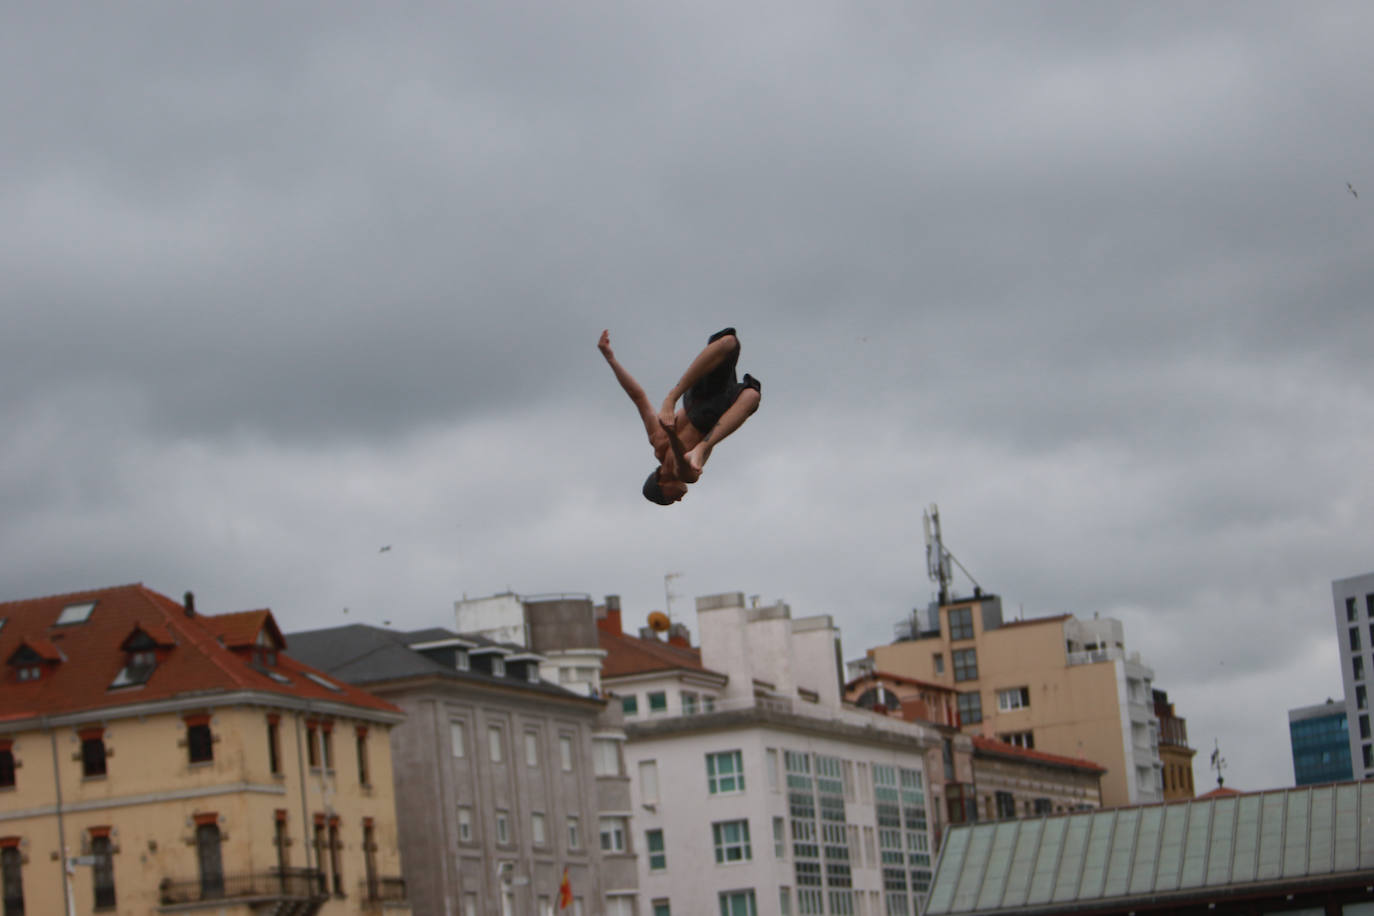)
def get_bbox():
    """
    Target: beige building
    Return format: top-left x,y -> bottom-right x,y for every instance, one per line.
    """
869,592 -> 1169,808
843,671 -> 1104,843
0,583 -> 409,916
